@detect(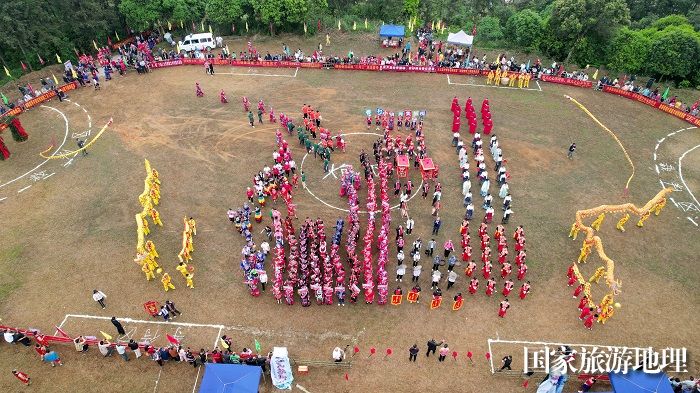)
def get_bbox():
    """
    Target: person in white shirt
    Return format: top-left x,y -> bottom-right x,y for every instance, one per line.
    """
412,264 -> 422,282
447,270 -> 458,289
396,264 -> 406,282
431,269 -> 442,289
98,340 -> 113,357
116,344 -> 129,361
406,218 -> 415,234
332,346 -> 346,362
92,289 -> 106,309
260,241 -> 270,255
397,250 -> 405,265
